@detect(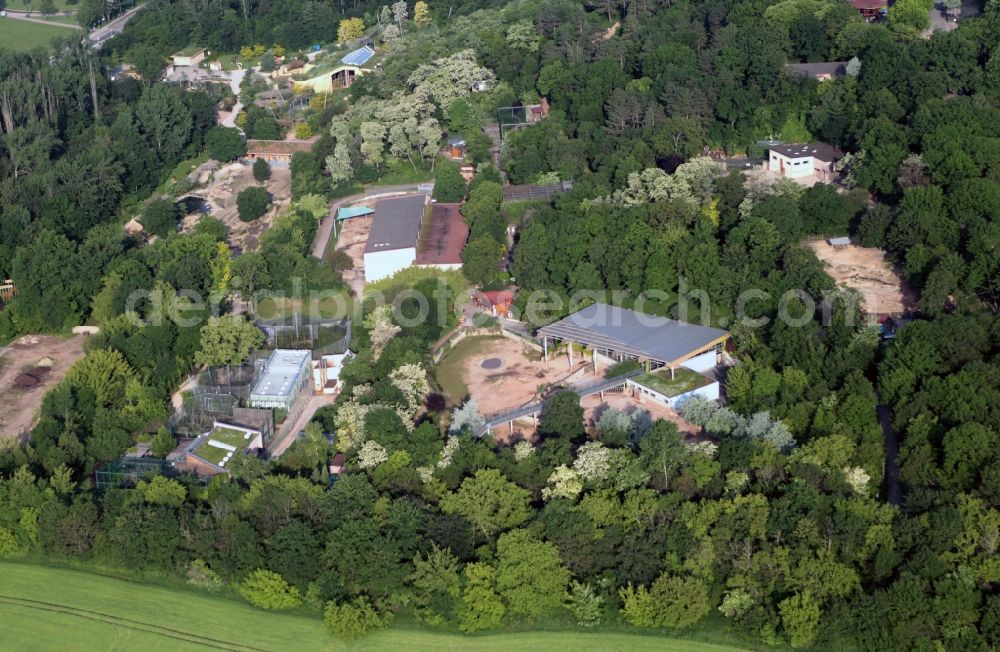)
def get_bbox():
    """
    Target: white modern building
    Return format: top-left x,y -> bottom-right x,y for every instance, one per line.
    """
249,349 -> 312,410
766,143 -> 843,182
363,195 -> 428,282
312,352 -> 352,395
